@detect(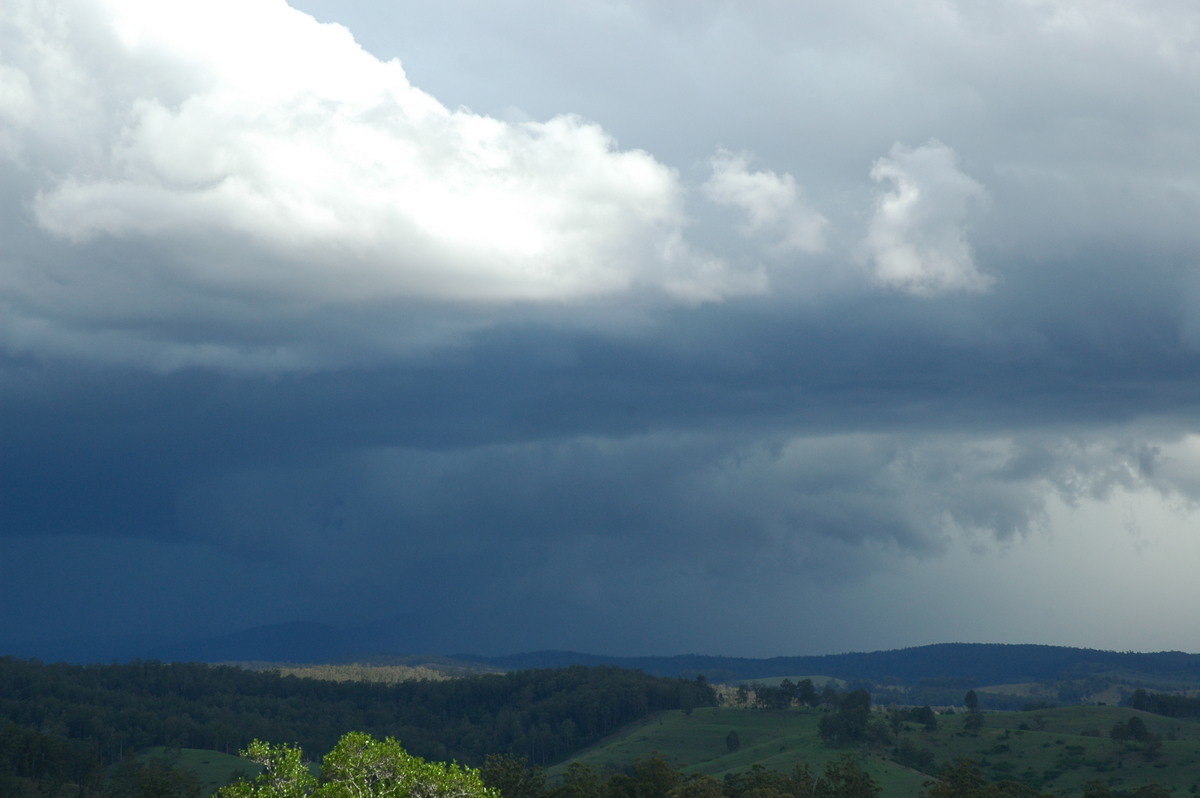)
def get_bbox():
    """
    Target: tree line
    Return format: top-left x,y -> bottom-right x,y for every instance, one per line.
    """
1124,688 -> 1200,719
